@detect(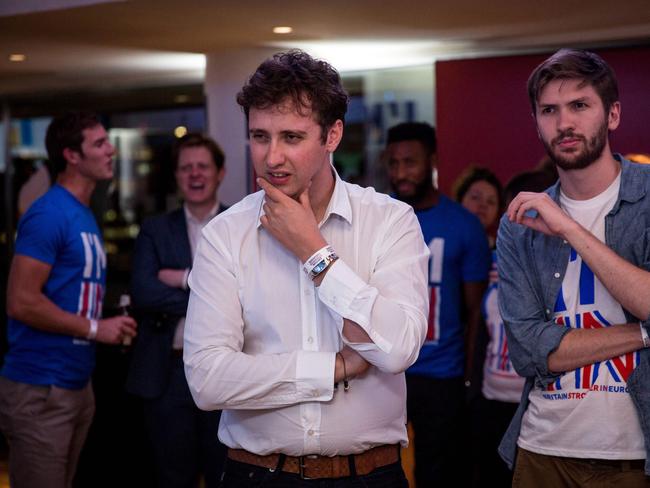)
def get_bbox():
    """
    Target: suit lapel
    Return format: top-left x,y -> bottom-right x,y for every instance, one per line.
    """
169,208 -> 193,267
